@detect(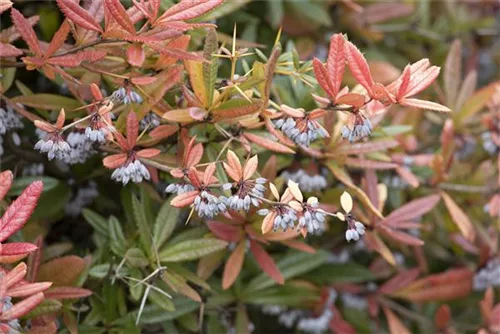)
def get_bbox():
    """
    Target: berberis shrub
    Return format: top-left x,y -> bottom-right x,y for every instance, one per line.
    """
0,0 -> 499,333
